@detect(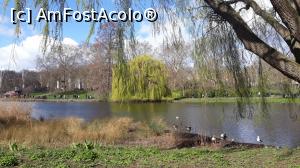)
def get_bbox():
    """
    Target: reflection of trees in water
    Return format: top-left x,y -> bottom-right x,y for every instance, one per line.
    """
254,101 -> 299,123
288,104 -> 298,122
110,103 -> 169,122
234,100 -> 300,125
234,99 -> 271,122
234,99 -> 254,120
258,98 -> 270,119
